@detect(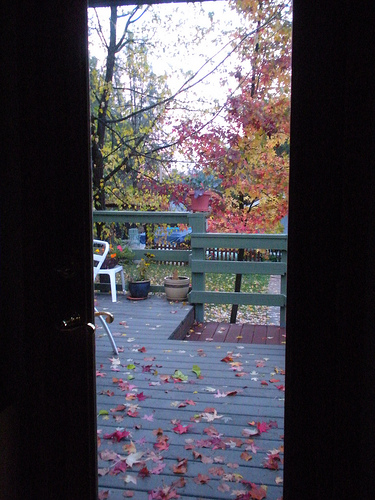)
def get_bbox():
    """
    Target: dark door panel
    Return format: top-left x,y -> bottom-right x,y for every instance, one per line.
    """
1,1 -> 97,498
